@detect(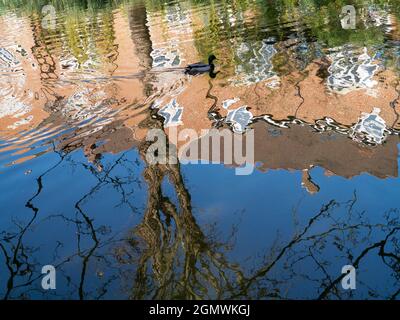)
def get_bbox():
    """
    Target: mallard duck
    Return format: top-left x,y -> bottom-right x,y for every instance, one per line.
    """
185,54 -> 217,76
